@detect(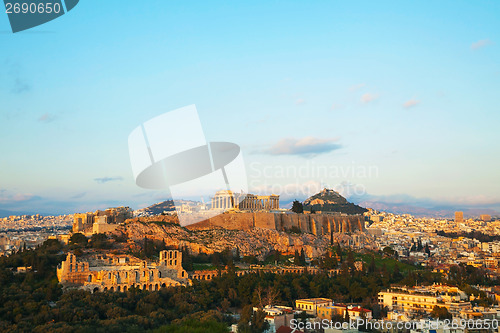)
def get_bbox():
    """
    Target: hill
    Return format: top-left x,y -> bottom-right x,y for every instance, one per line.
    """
136,199 -> 204,216
136,200 -> 176,215
114,217 -> 370,260
303,188 -> 368,215
0,208 -> 35,218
